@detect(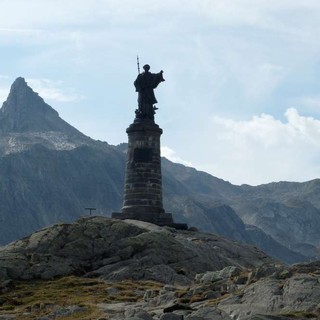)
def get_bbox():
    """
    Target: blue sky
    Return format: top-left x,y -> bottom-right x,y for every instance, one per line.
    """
0,0 -> 320,185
